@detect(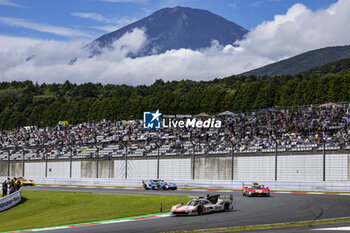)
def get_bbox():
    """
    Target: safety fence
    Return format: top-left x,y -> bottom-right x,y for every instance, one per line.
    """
1,151 -> 349,182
